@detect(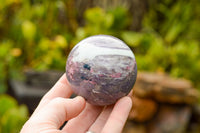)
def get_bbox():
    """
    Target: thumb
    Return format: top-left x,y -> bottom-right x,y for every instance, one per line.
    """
22,96 -> 86,132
